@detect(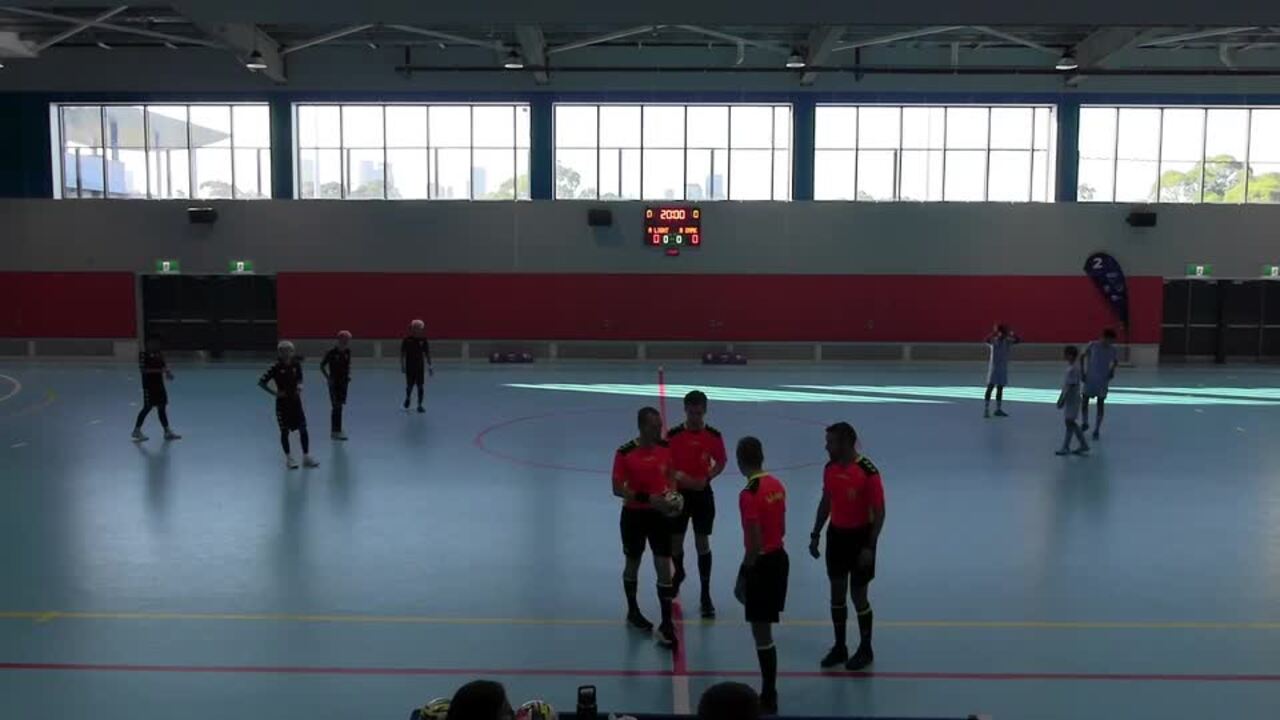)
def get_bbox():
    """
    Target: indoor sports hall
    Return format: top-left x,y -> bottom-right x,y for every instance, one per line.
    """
2,3 -> 1280,720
